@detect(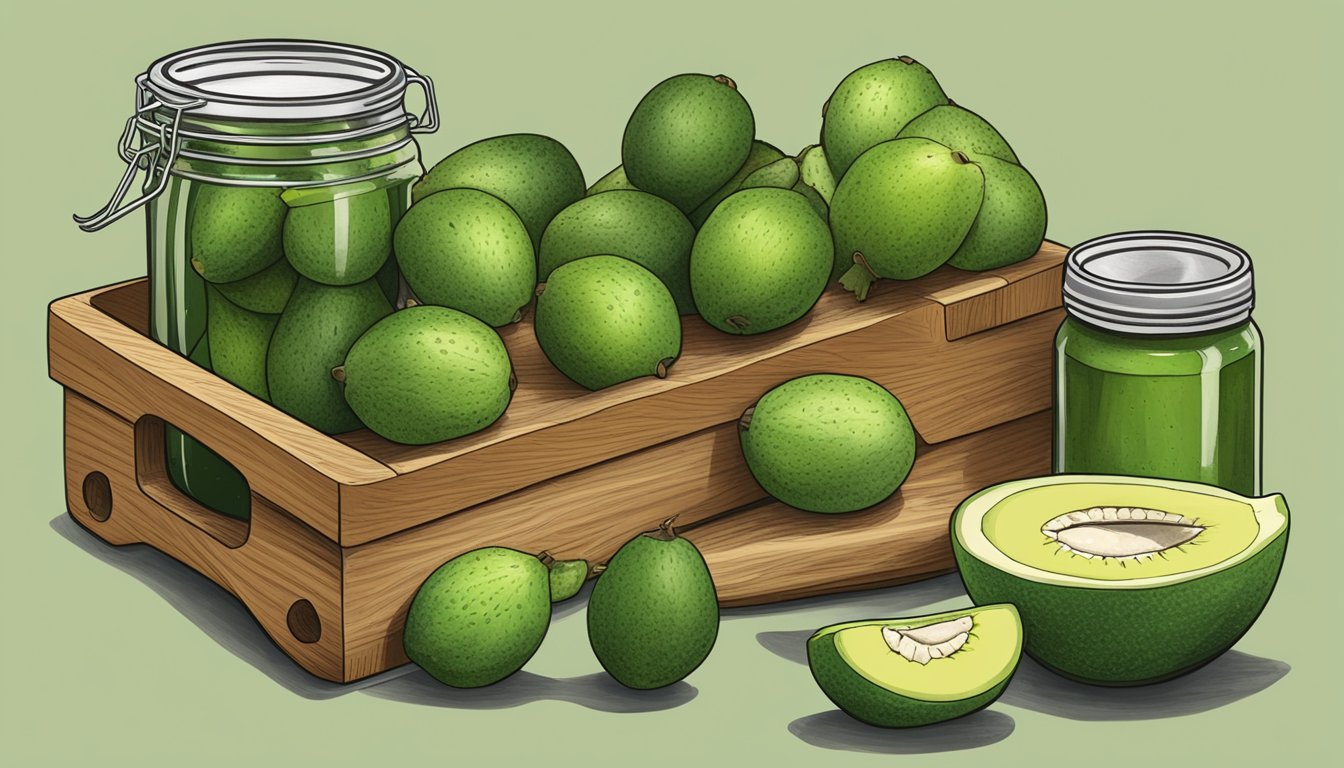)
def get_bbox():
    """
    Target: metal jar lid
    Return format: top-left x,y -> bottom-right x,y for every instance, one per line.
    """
145,39 -> 420,124
1062,231 -> 1255,335
76,39 -> 438,232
